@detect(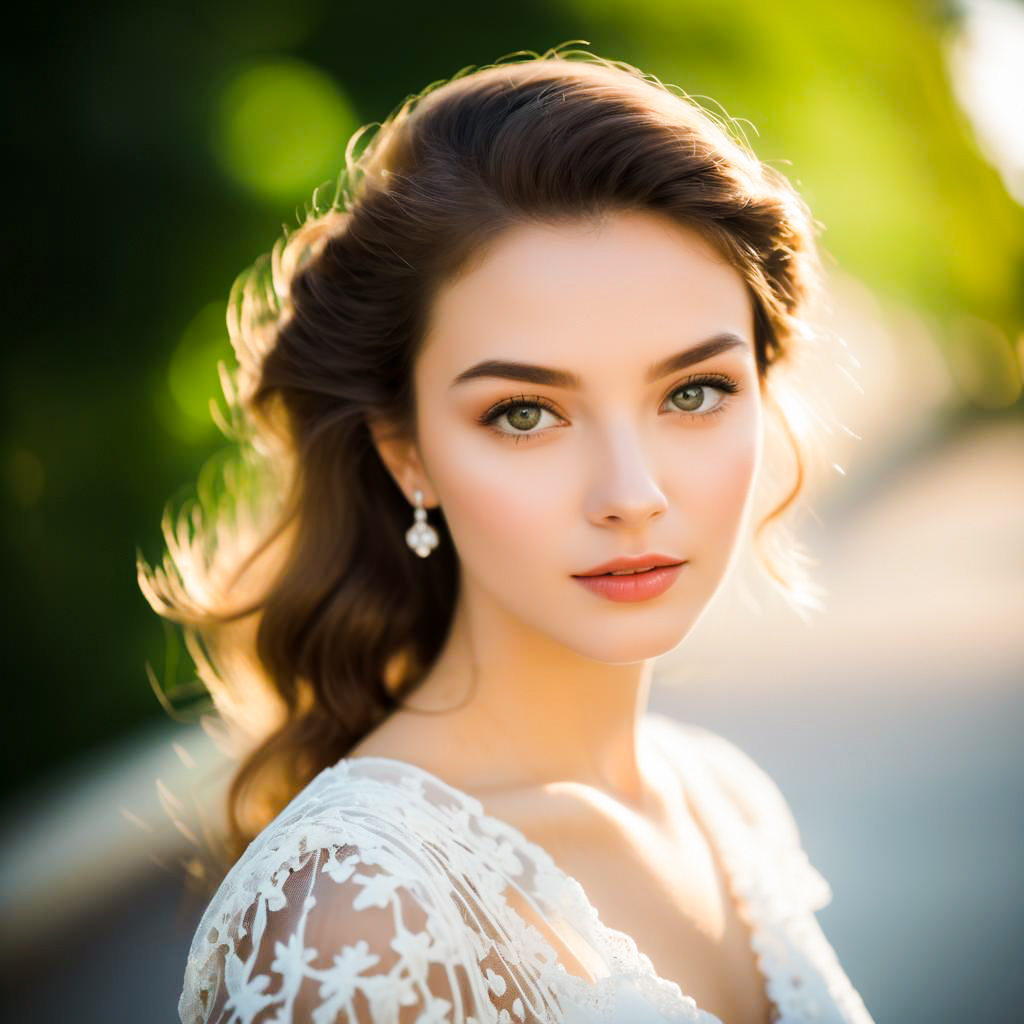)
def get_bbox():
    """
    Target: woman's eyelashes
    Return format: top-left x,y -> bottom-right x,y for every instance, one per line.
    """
477,373 -> 743,444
